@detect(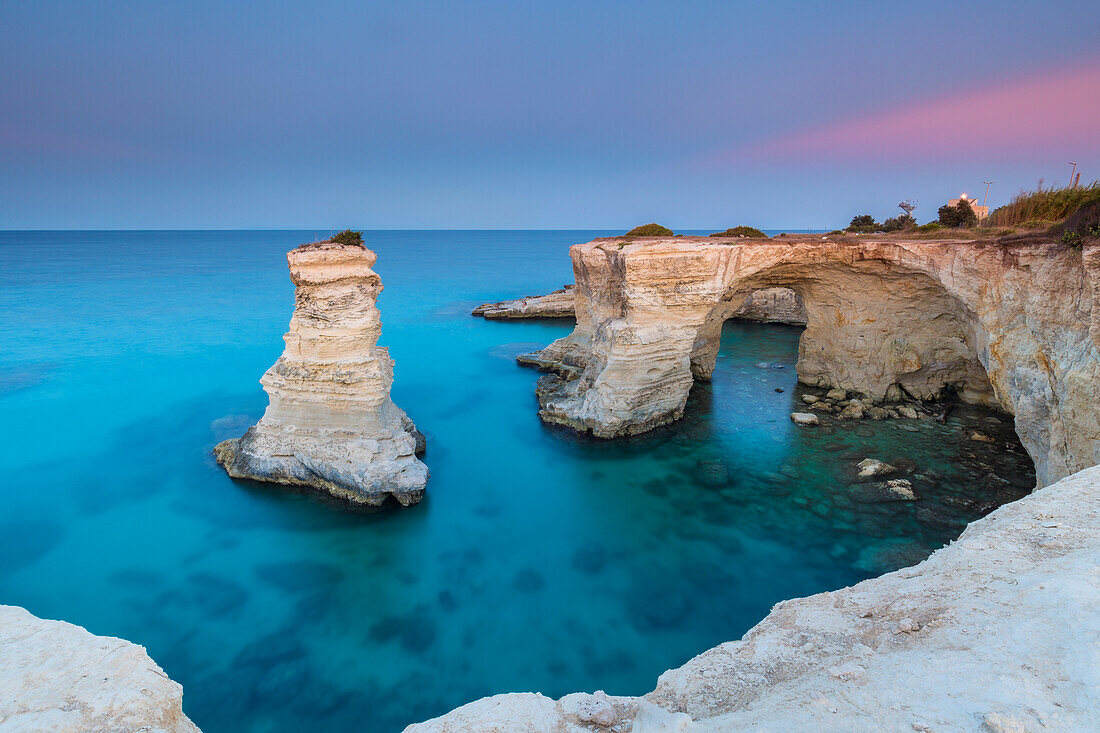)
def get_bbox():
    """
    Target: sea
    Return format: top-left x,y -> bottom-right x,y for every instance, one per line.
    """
0,230 -> 1035,731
